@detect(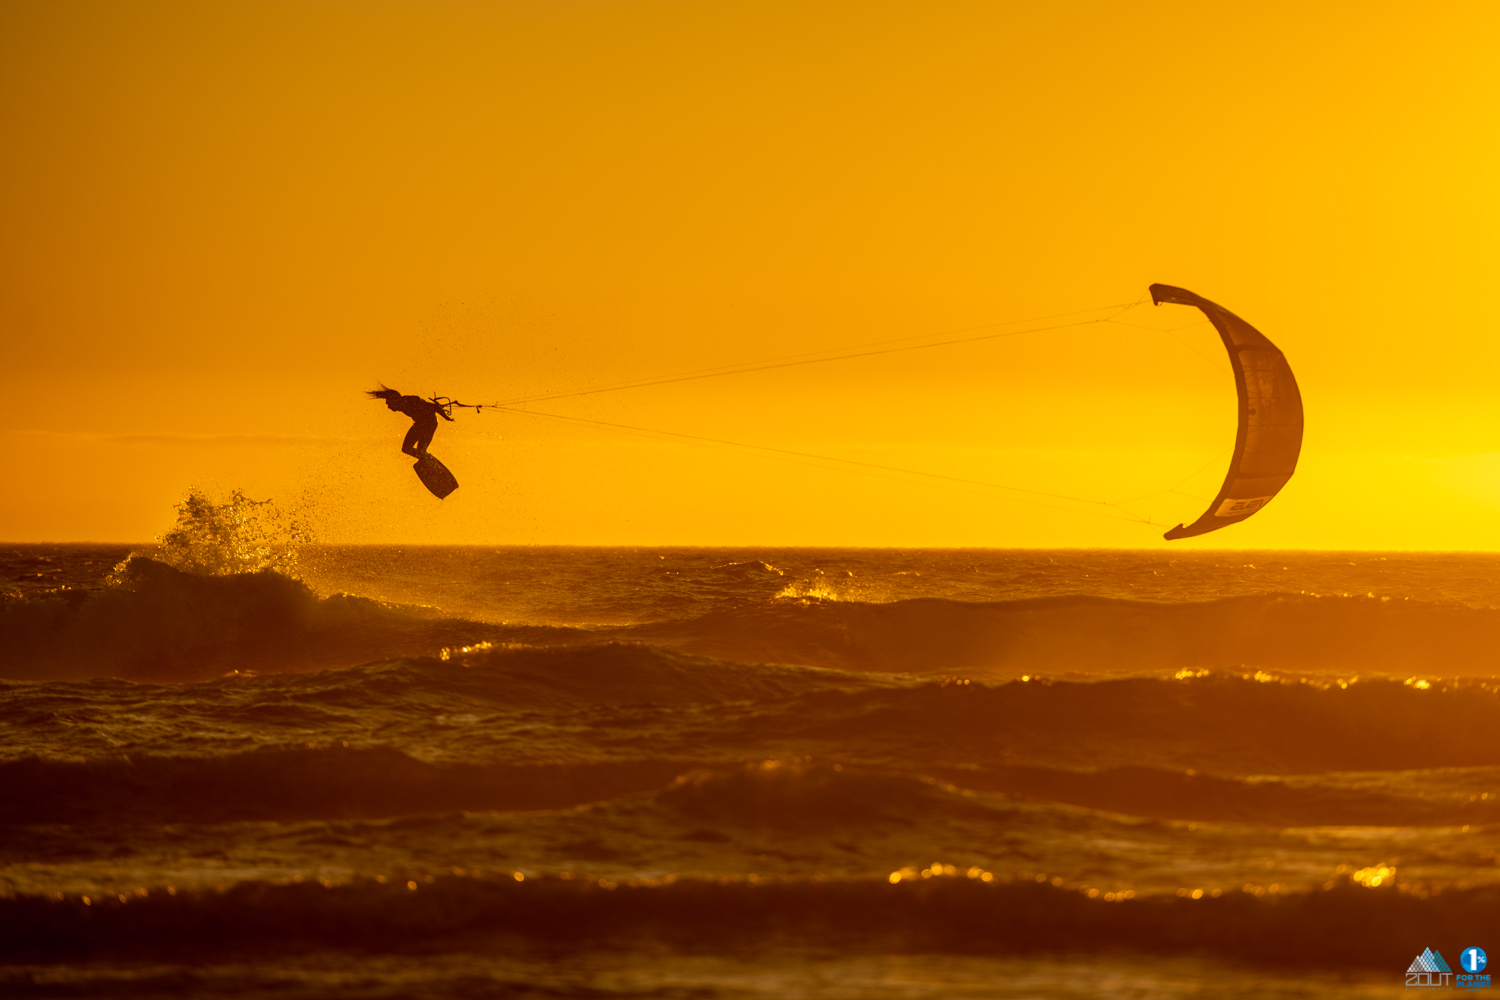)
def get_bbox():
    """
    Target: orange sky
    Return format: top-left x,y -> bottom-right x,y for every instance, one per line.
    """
2,1 -> 1497,548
